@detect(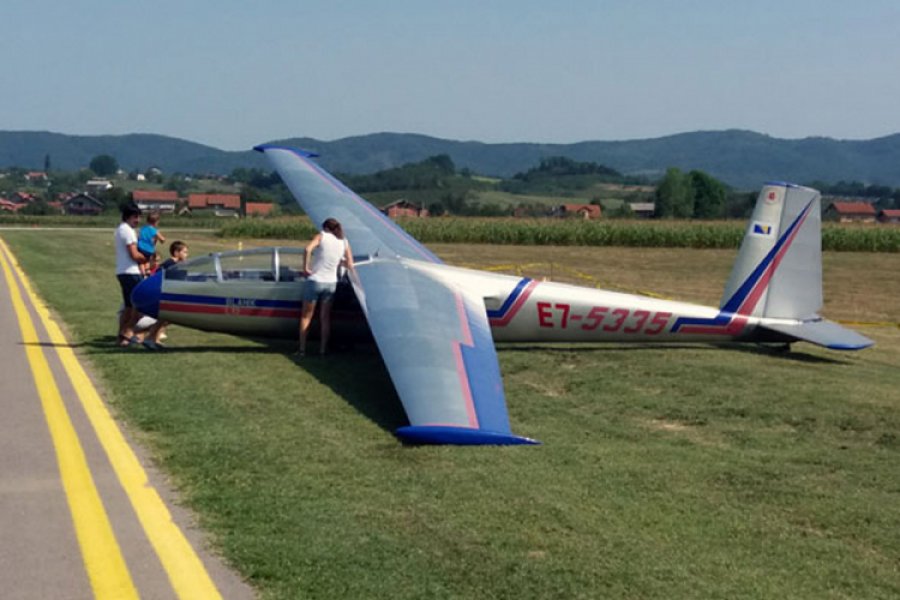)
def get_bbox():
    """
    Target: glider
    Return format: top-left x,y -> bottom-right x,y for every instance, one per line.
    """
131,145 -> 873,445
